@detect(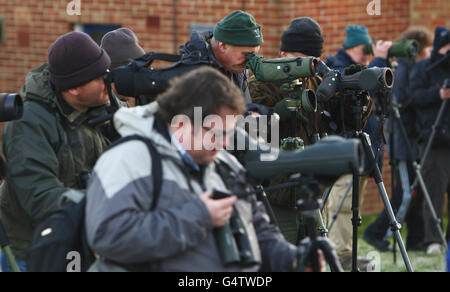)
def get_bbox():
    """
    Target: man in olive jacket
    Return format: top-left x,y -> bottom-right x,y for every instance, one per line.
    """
0,32 -> 111,271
